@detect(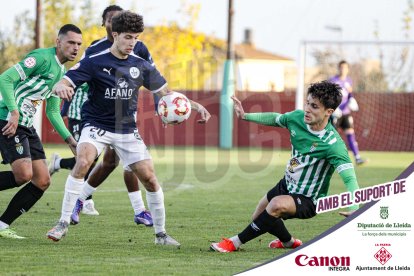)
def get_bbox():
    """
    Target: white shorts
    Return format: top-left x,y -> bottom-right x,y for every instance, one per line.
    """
78,126 -> 151,169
